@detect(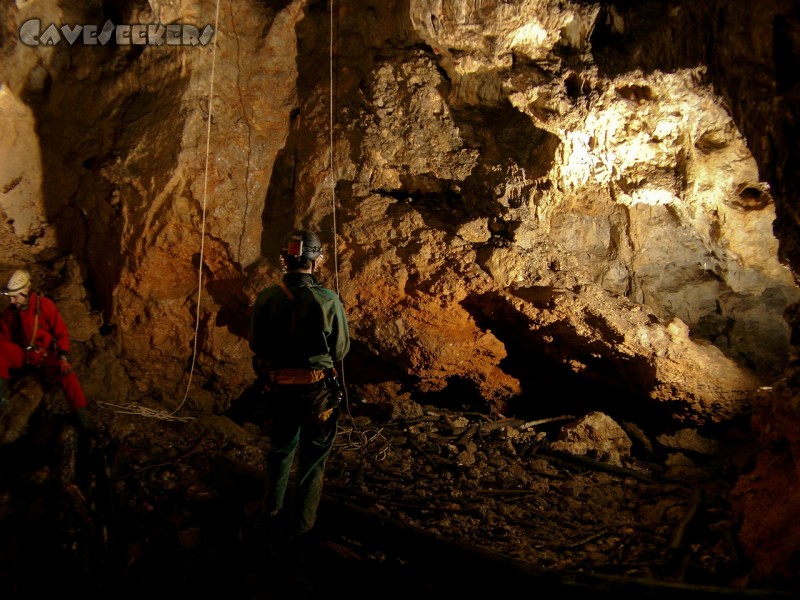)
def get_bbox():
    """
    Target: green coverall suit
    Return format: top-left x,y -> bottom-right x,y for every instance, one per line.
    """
249,271 -> 350,536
